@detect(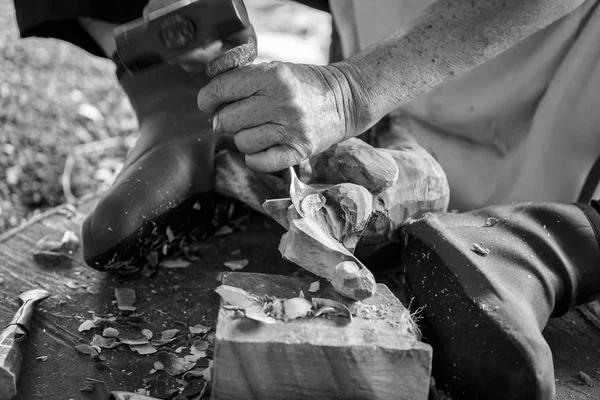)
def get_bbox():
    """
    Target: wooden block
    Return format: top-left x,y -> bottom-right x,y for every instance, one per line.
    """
212,272 -> 432,400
